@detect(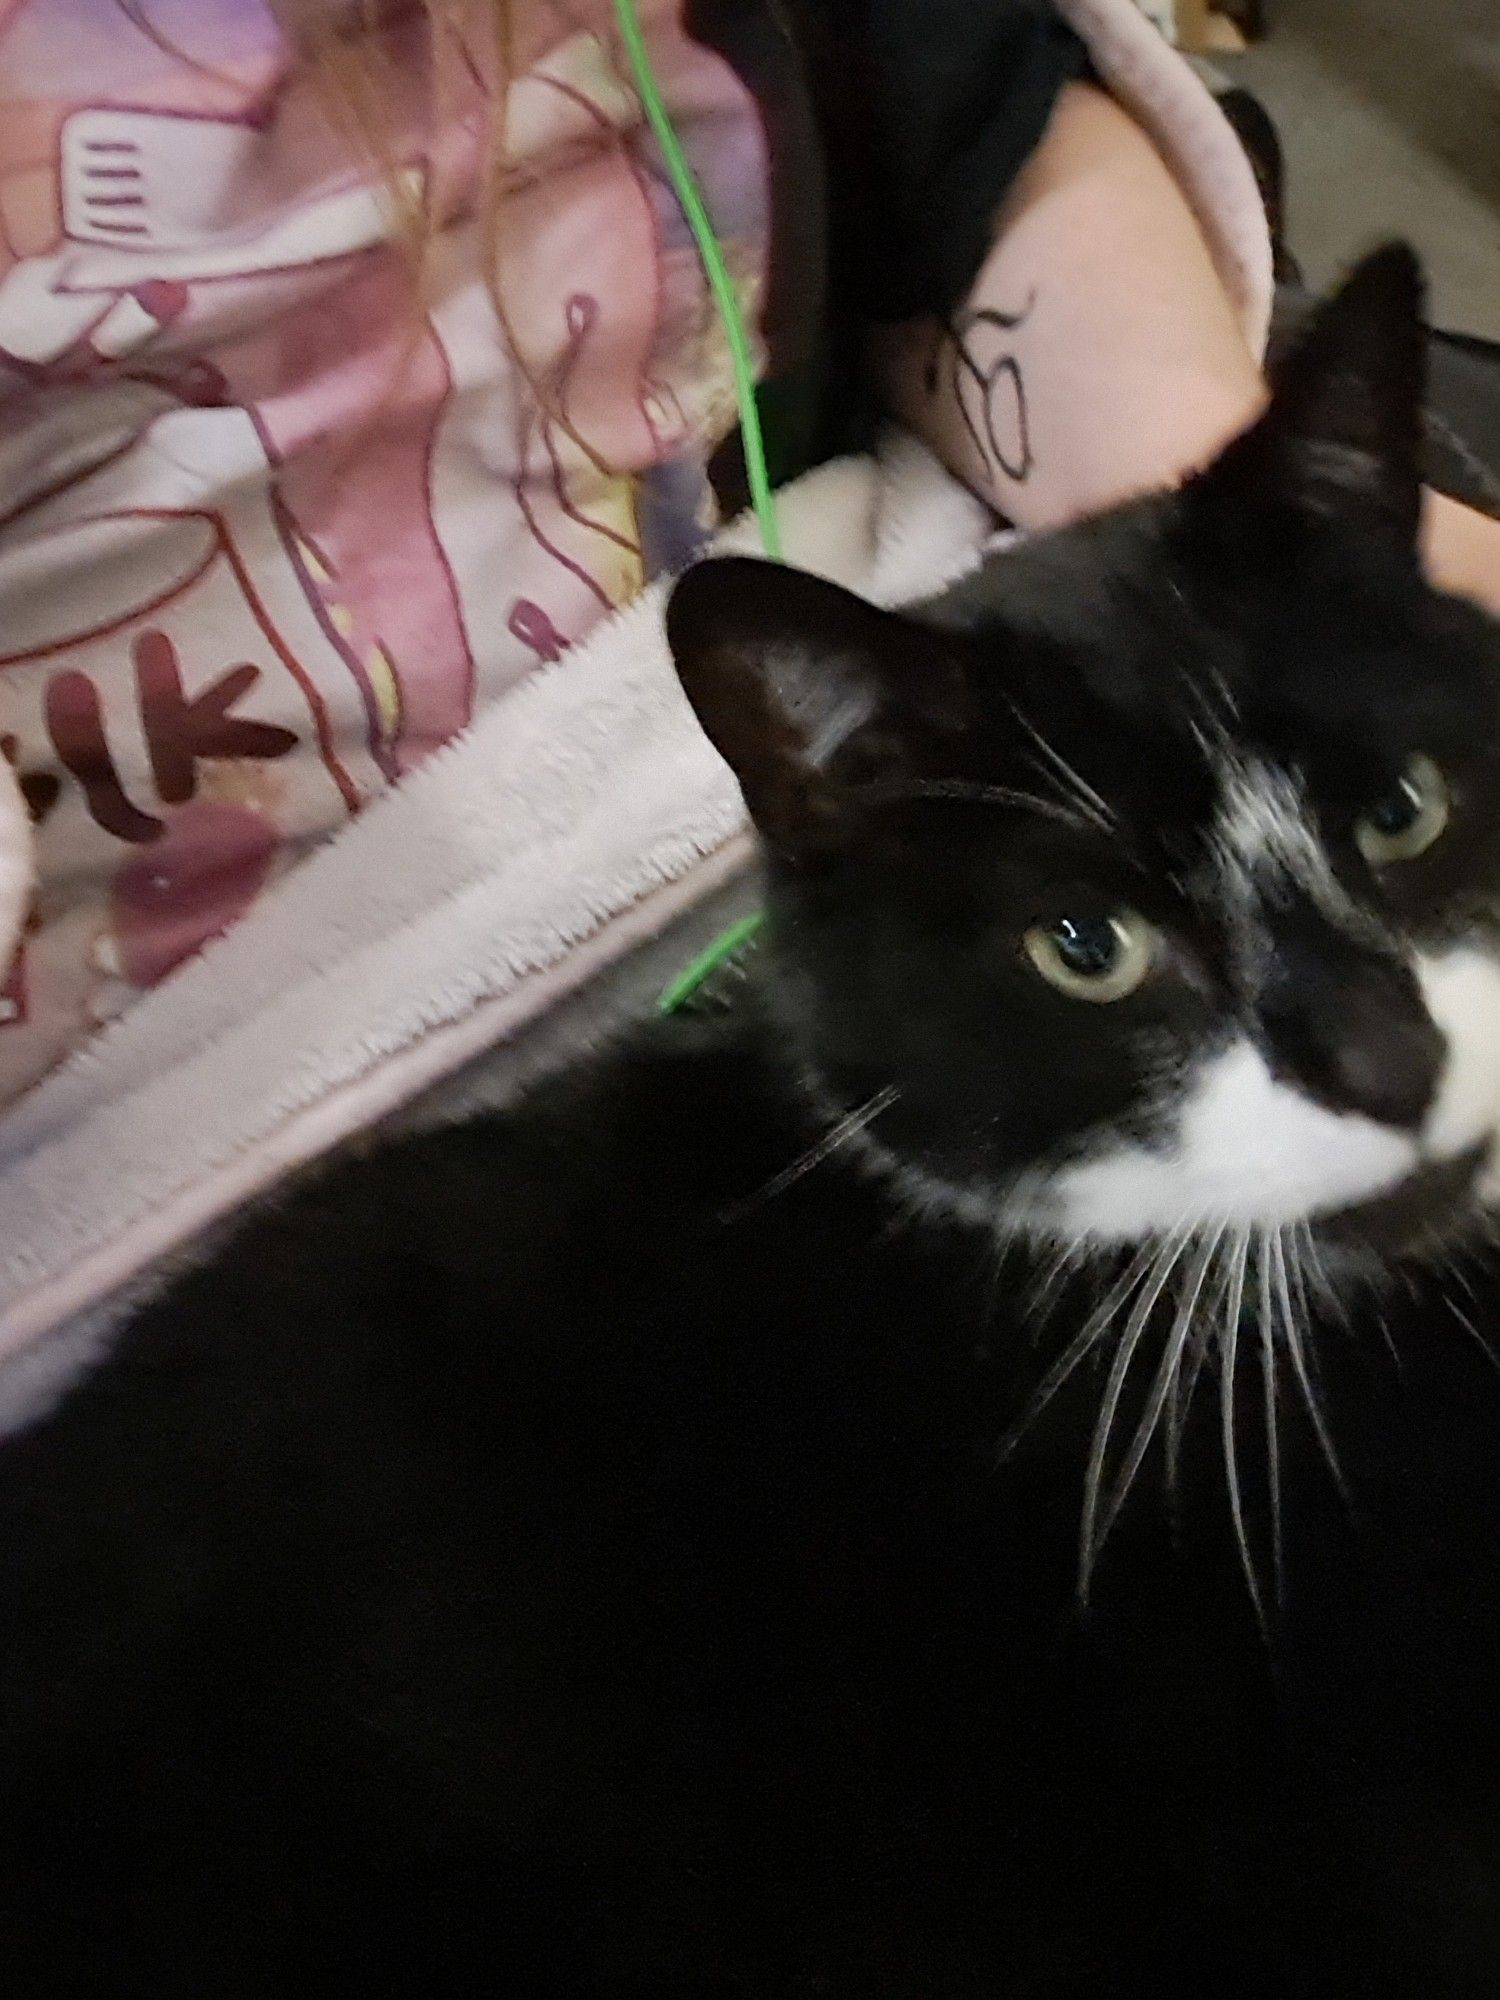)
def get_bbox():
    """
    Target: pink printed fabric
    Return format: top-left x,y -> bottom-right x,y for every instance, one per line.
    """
0,0 -> 769,1107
